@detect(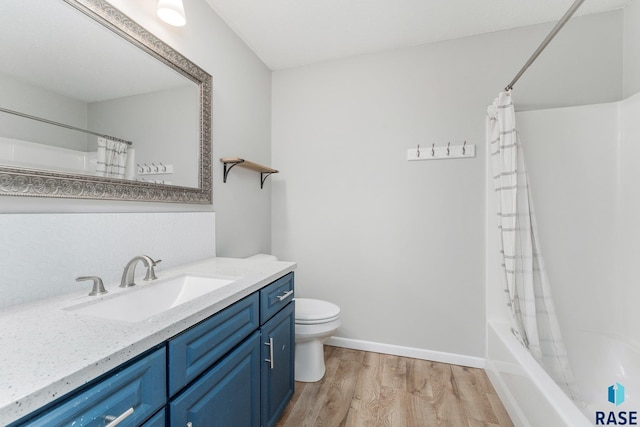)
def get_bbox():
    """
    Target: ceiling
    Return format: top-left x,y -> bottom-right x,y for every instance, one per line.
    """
205,0 -> 631,70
